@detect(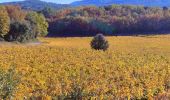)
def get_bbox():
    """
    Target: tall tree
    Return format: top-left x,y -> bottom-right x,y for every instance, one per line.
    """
0,6 -> 10,36
26,12 -> 49,37
5,5 -> 26,22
